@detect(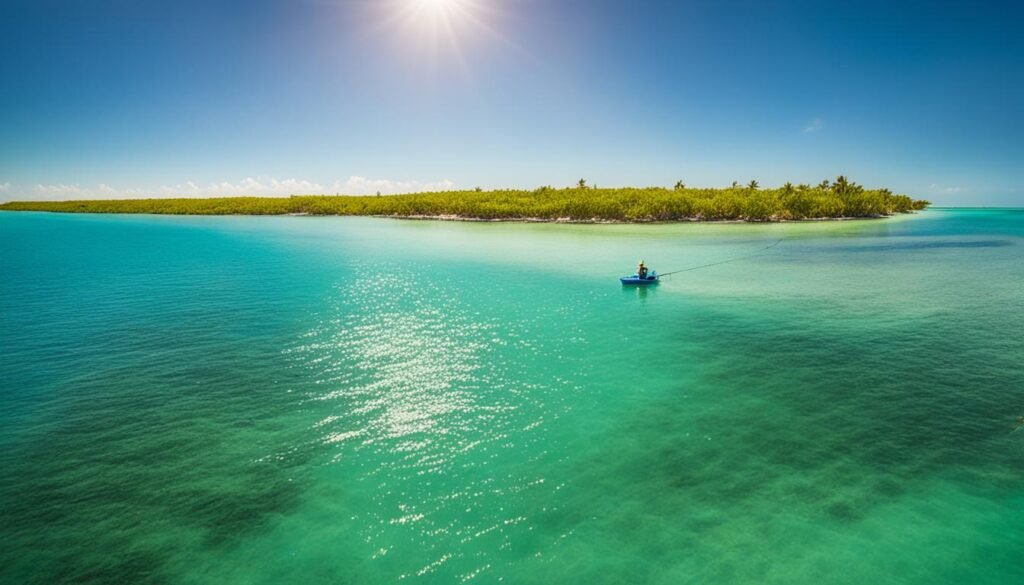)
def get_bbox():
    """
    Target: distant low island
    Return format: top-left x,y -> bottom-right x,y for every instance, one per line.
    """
0,177 -> 929,222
